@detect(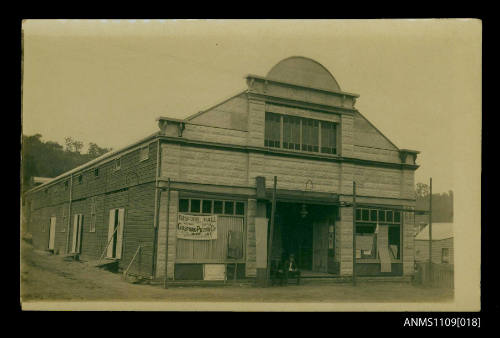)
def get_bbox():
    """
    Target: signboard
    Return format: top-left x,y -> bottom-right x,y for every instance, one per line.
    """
228,231 -> 243,259
177,214 -> 217,240
203,264 -> 226,281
